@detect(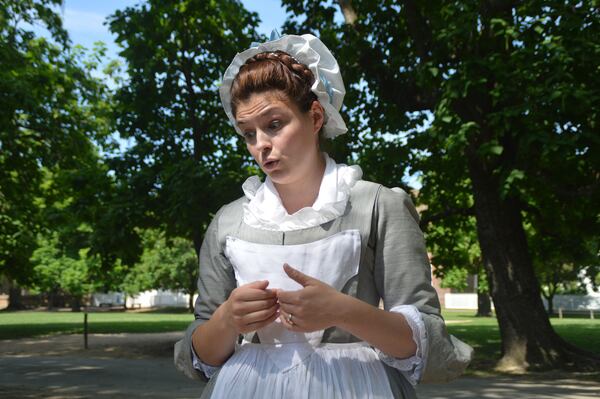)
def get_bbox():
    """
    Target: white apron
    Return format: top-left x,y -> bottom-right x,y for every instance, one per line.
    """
210,230 -> 395,398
